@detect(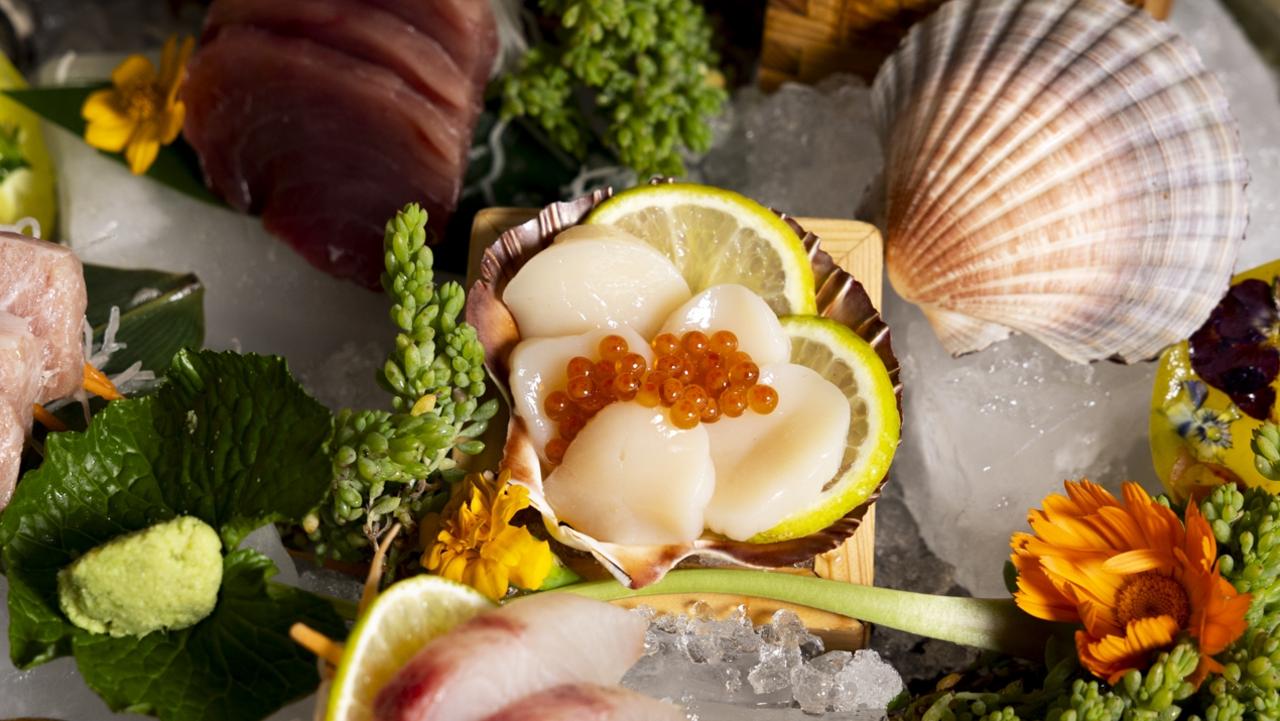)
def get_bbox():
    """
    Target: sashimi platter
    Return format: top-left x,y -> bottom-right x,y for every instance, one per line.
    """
2,0 -> 1280,719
